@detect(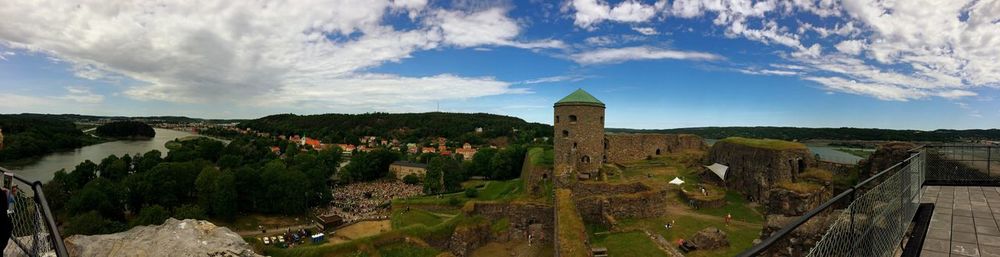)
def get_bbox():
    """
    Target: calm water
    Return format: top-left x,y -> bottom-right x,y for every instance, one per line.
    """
5,128 -> 223,183
704,139 -> 869,164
